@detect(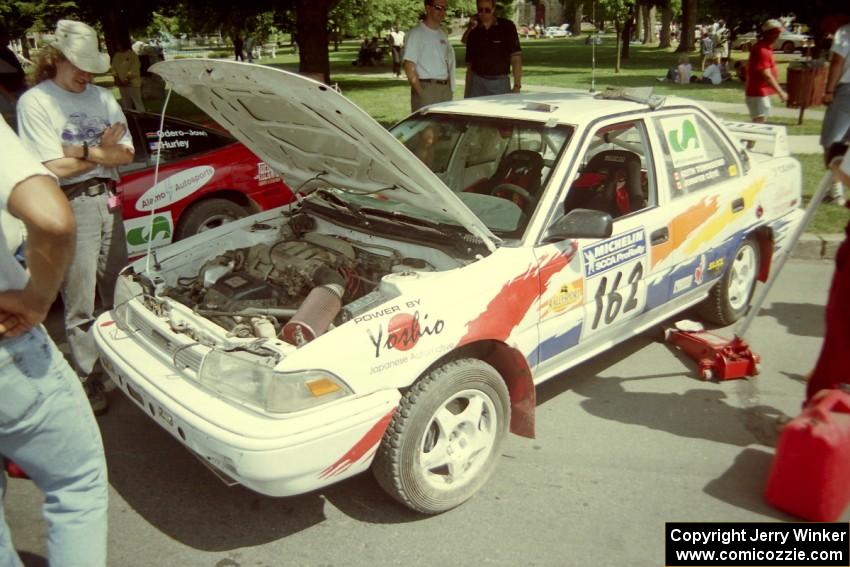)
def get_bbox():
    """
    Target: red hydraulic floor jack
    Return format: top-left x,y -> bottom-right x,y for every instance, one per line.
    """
666,166 -> 836,381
